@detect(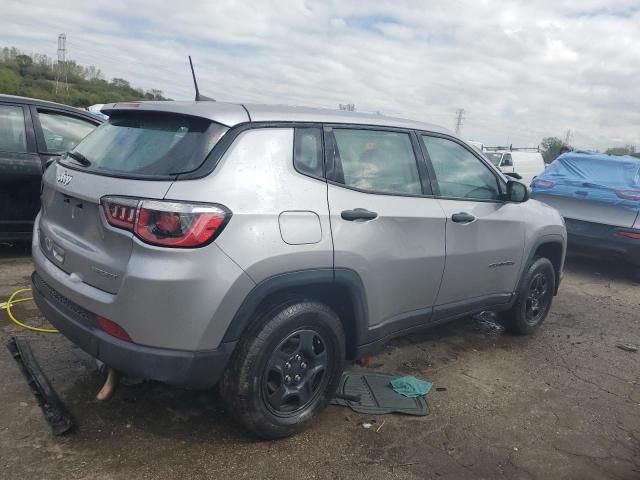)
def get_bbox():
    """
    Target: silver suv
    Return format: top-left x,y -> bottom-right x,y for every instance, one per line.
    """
32,101 -> 566,438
